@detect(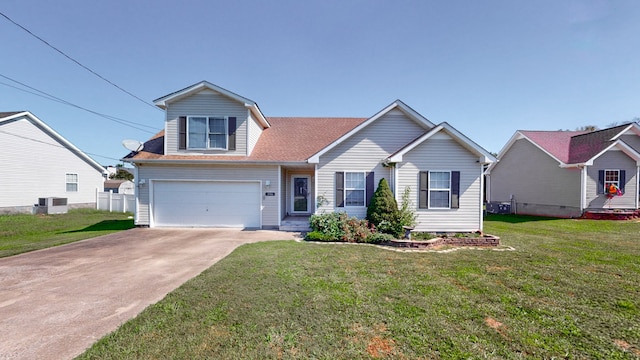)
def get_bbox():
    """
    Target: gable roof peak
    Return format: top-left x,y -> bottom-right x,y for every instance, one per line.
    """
153,80 -> 270,128
1,111 -> 106,174
307,101 -> 435,163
